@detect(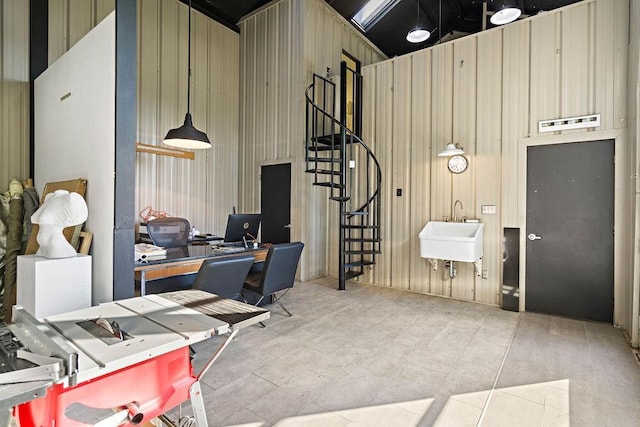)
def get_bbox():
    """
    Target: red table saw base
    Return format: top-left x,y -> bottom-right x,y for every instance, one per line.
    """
14,346 -> 197,426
